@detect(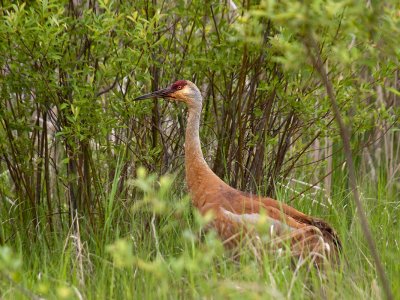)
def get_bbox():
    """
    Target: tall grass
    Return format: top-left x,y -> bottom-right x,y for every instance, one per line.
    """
1,164 -> 398,299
